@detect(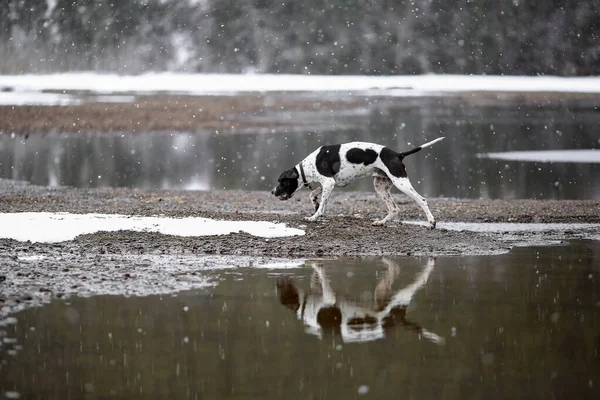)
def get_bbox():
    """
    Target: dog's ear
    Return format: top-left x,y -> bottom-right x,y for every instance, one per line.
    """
276,277 -> 300,312
280,167 -> 299,181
